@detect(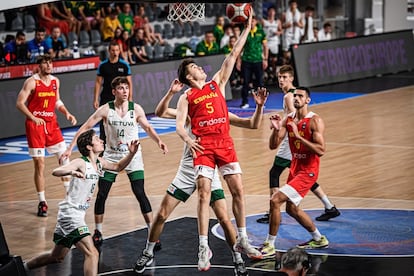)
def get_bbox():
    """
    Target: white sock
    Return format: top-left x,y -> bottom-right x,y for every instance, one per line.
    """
146,222 -> 151,230
95,223 -> 103,233
199,235 -> 208,247
237,227 -> 247,238
266,234 -> 276,246
320,195 -> 334,209
146,240 -> 156,255
310,229 -> 322,241
38,191 -> 46,202
231,251 -> 243,263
